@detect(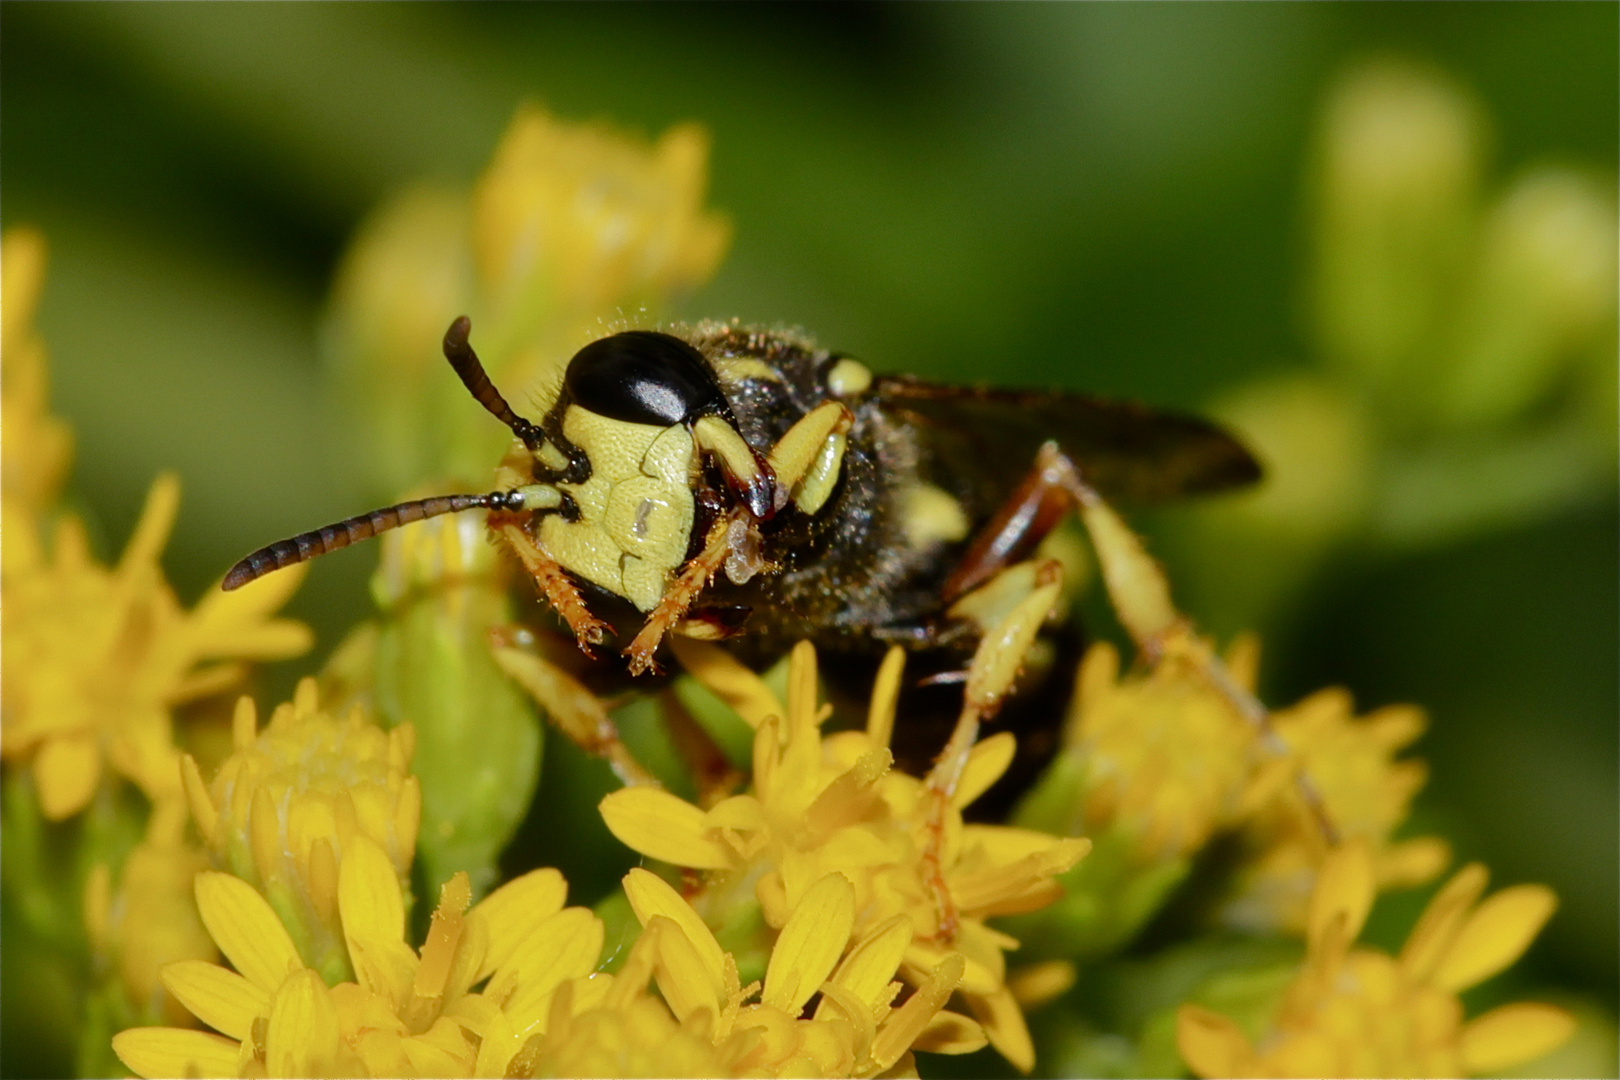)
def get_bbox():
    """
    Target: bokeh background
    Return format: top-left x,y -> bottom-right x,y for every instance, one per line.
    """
3,3 -> 1614,1076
